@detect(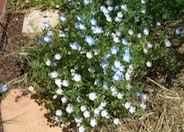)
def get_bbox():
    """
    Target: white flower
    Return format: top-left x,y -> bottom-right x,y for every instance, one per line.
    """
61,96 -> 68,104
55,78 -> 62,88
86,52 -> 93,59
107,6 -> 113,11
98,105 -> 104,111
141,0 -> 146,4
100,102 -> 107,107
143,28 -> 149,36
113,37 -> 120,43
66,103 -> 74,114
106,0 -> 112,5
49,71 -> 59,78
75,117 -> 83,124
111,33 -> 116,38
73,74 -> 82,82
142,94 -> 149,100
140,103 -> 146,110
80,105 -> 87,112
94,108 -> 101,116
101,110 -> 108,118
156,22 -> 161,26
117,12 -> 123,18
88,67 -> 95,73
70,69 -> 75,74
114,60 -> 121,68
112,91 -> 118,97
121,4 -> 128,11
146,61 -> 152,67
83,110 -> 90,118
90,118 -> 97,127
126,84 -> 132,90
28,86 -> 34,92
125,72 -> 131,81
110,85 -> 117,92
106,16 -> 112,22
165,39 -> 171,47
52,95 -> 57,100
89,92 -> 97,101
116,30 -> 121,36
143,48 -> 148,54
124,102 -> 131,109
54,116 -> 60,122
141,8 -> 146,14
55,110 -> 63,116
138,33 -> 142,38
128,29 -> 134,35
77,96 -> 84,103
54,53 -> 61,60
55,4 -> 59,8
79,125 -> 85,132
56,88 -> 63,95
46,59 -> 51,66
129,106 -> 136,114
62,80 -> 69,87
147,43 -> 153,48
113,118 -> 120,125
117,92 -> 123,99
94,49 -> 101,55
